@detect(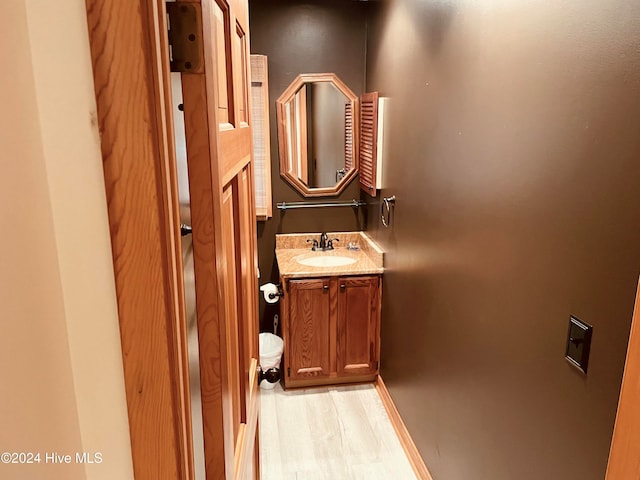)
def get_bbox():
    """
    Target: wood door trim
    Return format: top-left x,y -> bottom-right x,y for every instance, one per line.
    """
85,0 -> 193,478
376,377 -> 433,480
606,277 -> 640,479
